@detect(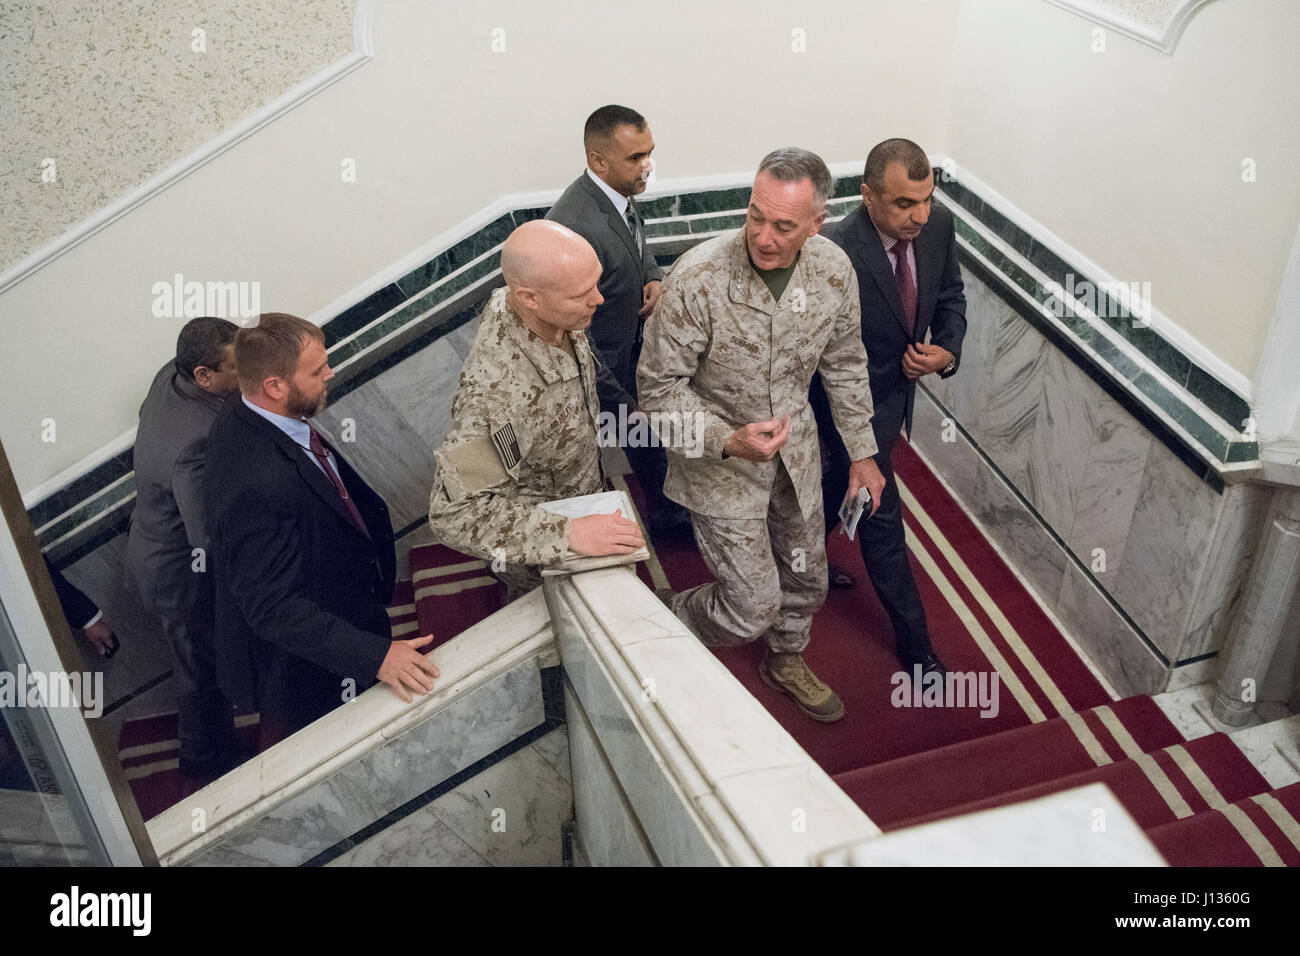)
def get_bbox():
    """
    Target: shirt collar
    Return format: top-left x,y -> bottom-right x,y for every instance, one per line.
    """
864,207 -> 904,254
875,225 -> 901,254
586,167 -> 630,217
242,395 -> 313,450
